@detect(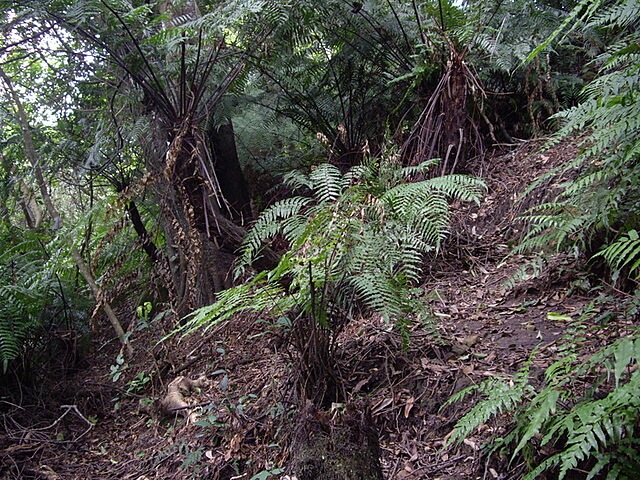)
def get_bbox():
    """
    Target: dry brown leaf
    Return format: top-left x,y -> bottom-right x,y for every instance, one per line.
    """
403,396 -> 415,418
372,397 -> 394,416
